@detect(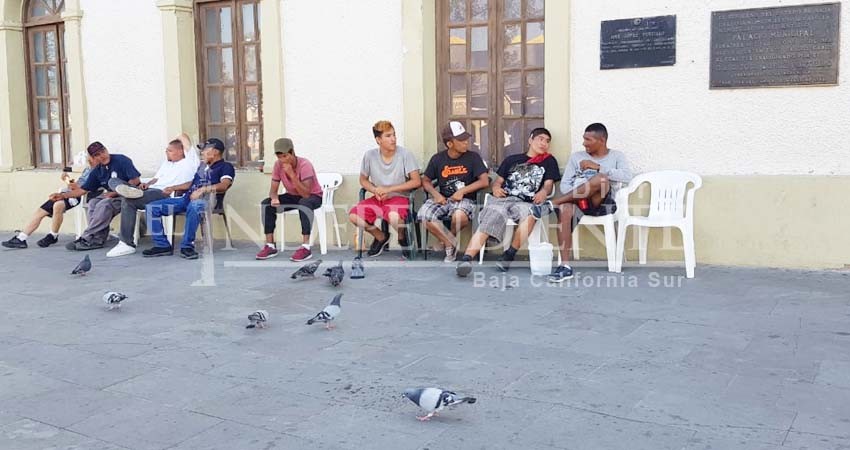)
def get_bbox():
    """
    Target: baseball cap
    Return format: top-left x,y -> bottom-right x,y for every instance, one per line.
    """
273,138 -> 294,154
441,121 -> 472,144
197,138 -> 225,152
87,141 -> 106,156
